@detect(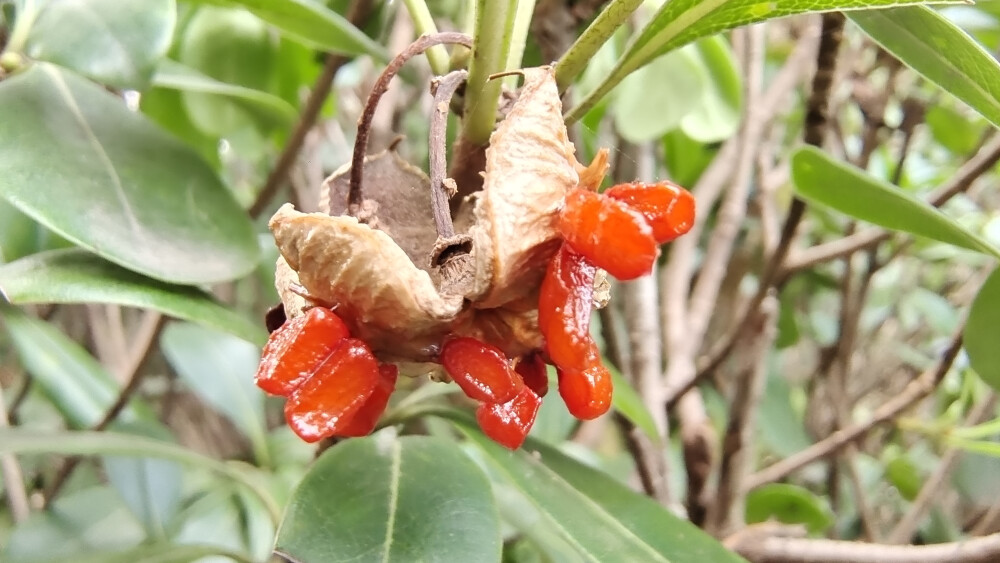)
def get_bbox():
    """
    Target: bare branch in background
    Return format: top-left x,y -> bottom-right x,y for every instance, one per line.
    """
730,530 -> 1000,563
0,384 -> 29,523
